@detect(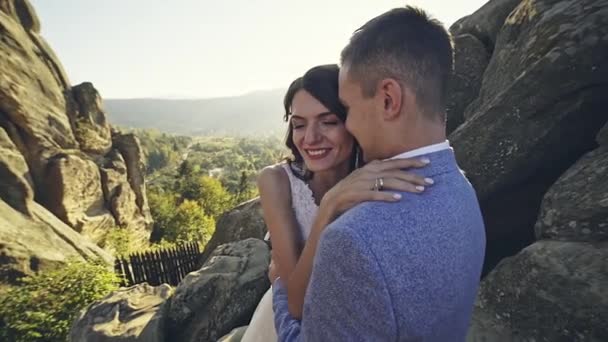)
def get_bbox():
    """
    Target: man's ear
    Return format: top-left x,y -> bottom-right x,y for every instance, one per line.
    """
378,78 -> 402,120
